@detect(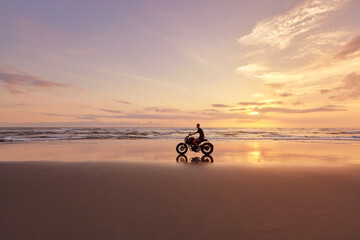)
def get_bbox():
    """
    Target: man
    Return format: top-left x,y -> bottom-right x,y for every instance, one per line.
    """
189,123 -> 205,152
